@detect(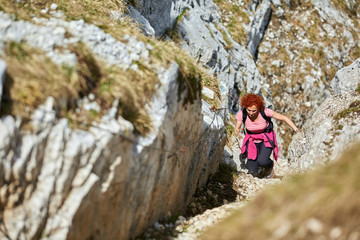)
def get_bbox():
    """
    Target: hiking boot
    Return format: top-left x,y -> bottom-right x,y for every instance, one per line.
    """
264,168 -> 275,179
